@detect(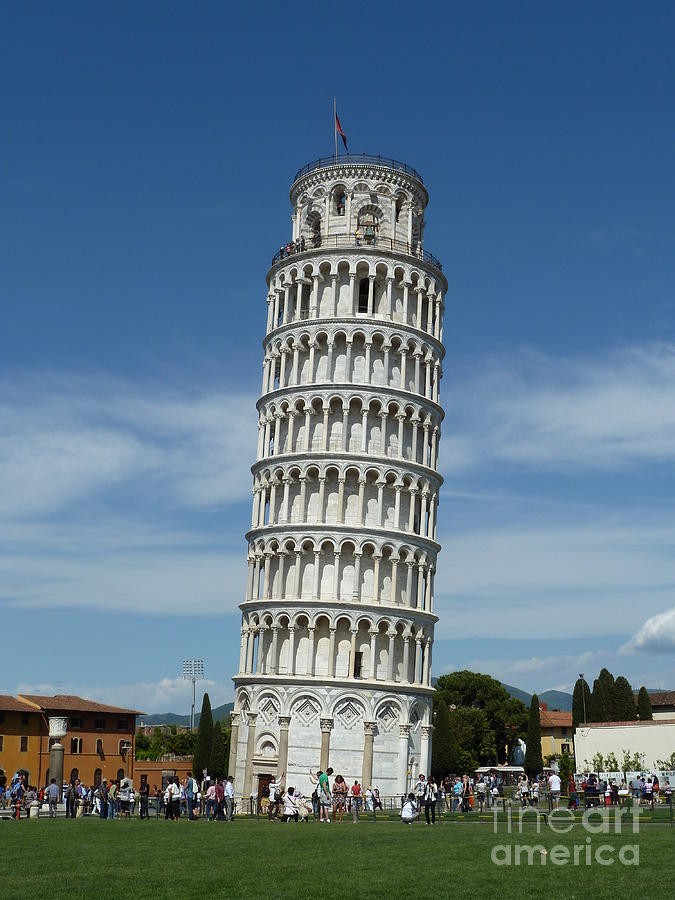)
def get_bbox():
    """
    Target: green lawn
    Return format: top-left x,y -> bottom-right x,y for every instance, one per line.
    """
2,815 -> 673,898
